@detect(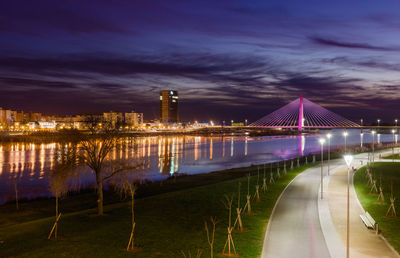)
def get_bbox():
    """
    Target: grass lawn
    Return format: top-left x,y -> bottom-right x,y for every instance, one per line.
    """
354,162 -> 400,252
0,161 -> 314,257
383,153 -> 400,160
